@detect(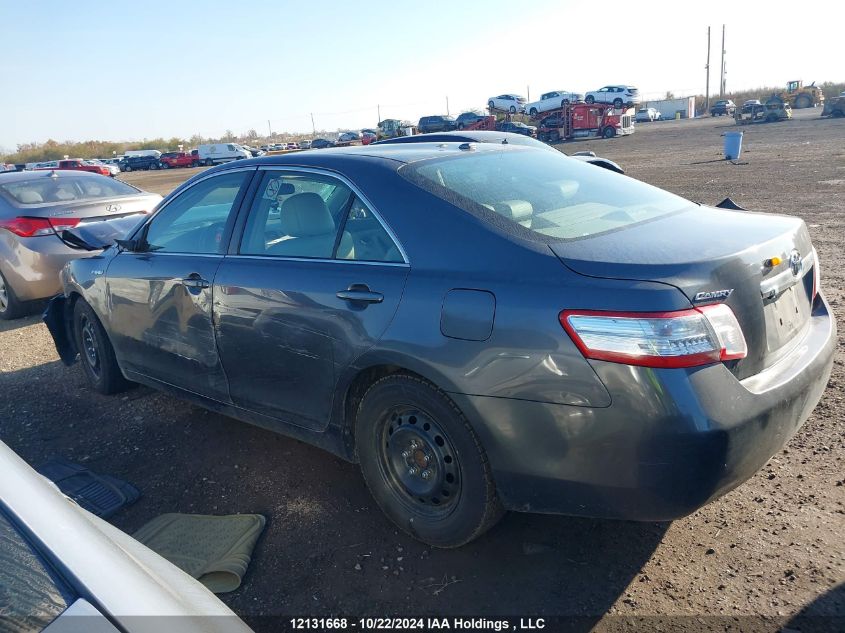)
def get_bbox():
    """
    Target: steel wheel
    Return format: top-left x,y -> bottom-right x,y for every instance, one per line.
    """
80,314 -> 101,378
378,407 -> 461,517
